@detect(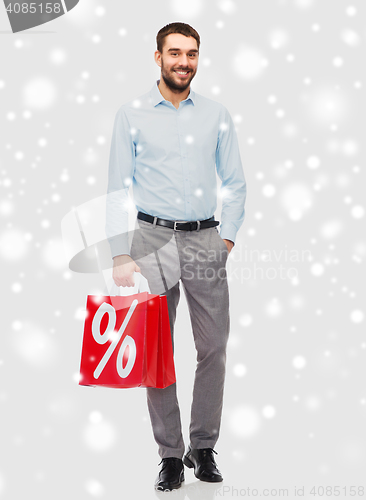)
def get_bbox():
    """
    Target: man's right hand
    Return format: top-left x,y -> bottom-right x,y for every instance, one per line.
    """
112,254 -> 141,287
